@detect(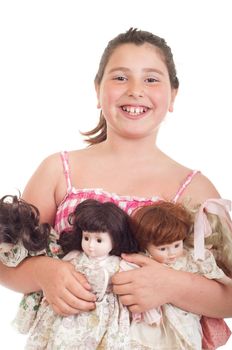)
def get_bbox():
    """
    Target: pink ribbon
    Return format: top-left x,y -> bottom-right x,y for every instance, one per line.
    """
194,198 -> 232,260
